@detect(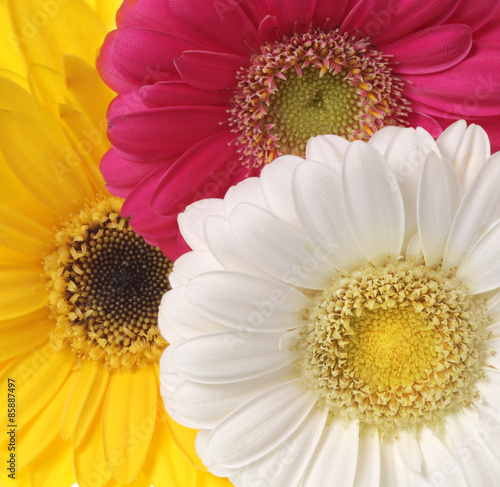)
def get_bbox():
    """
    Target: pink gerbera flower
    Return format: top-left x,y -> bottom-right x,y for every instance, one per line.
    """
98,0 -> 500,259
